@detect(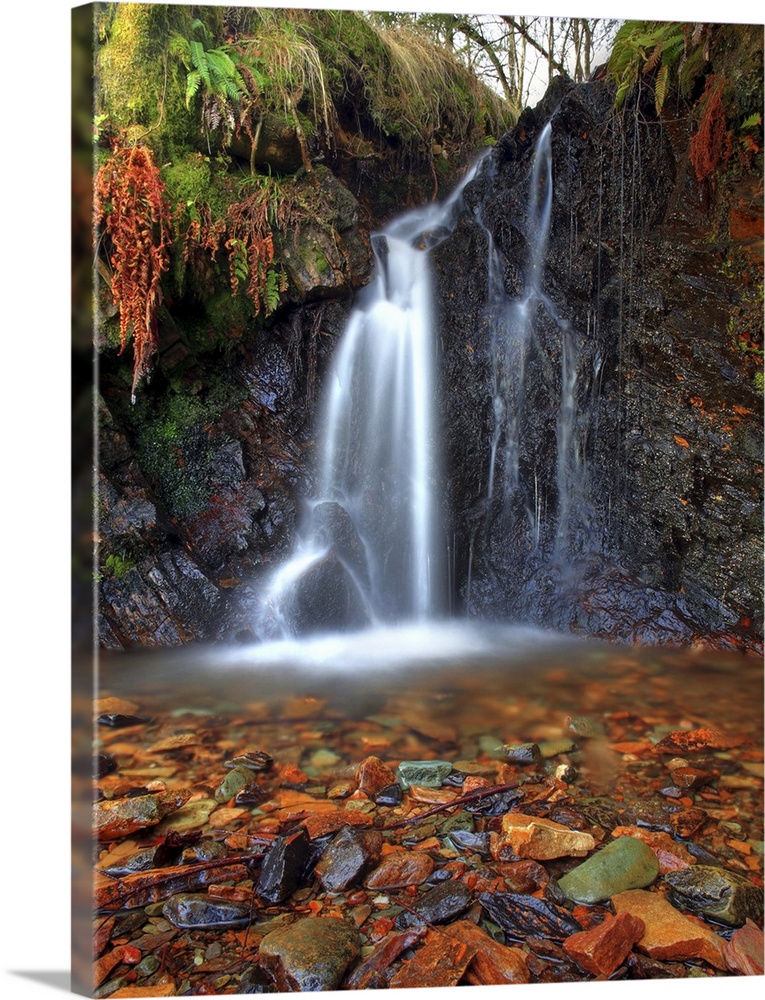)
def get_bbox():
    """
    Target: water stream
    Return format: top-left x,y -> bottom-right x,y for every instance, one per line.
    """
260,161 -> 484,636
262,119 -> 597,639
